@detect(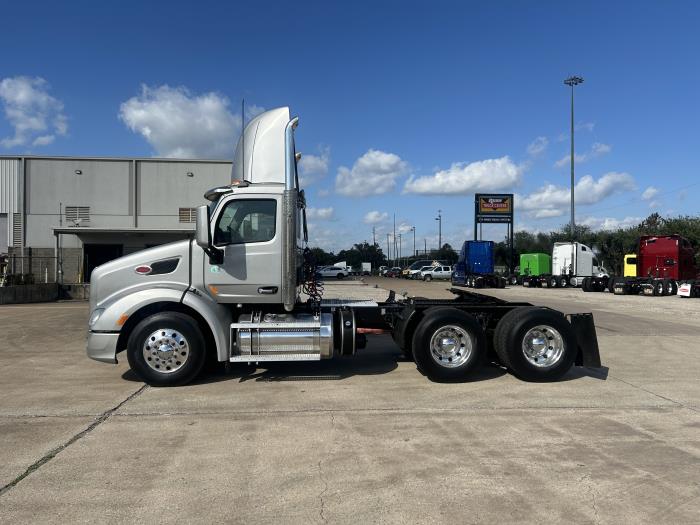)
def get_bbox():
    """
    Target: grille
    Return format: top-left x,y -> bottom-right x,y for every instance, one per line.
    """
178,207 -> 196,223
65,206 -> 90,226
12,213 -> 22,247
